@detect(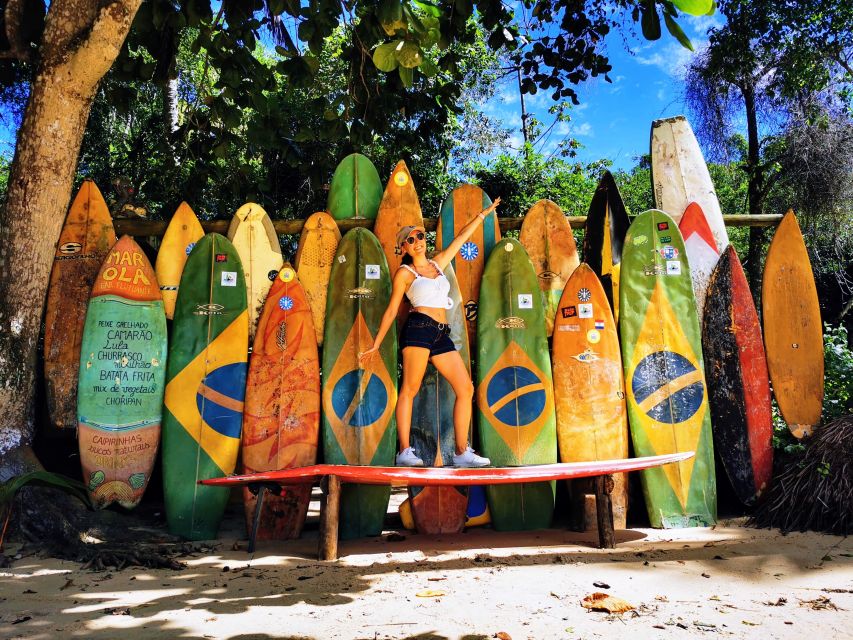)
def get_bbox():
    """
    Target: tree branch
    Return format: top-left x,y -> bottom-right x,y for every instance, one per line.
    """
3,0 -> 31,62
66,0 -> 142,94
